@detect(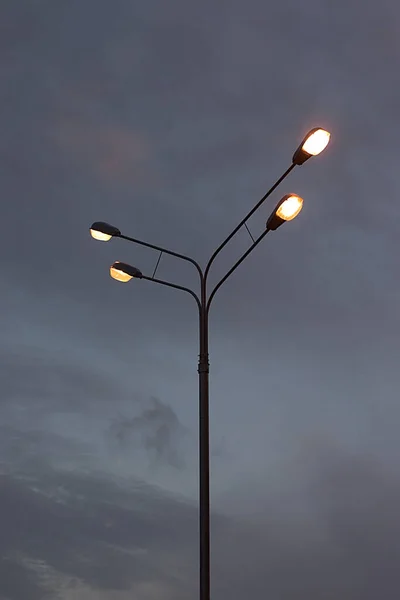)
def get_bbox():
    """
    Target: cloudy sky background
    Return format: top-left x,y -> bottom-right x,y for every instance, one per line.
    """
1,0 -> 400,597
